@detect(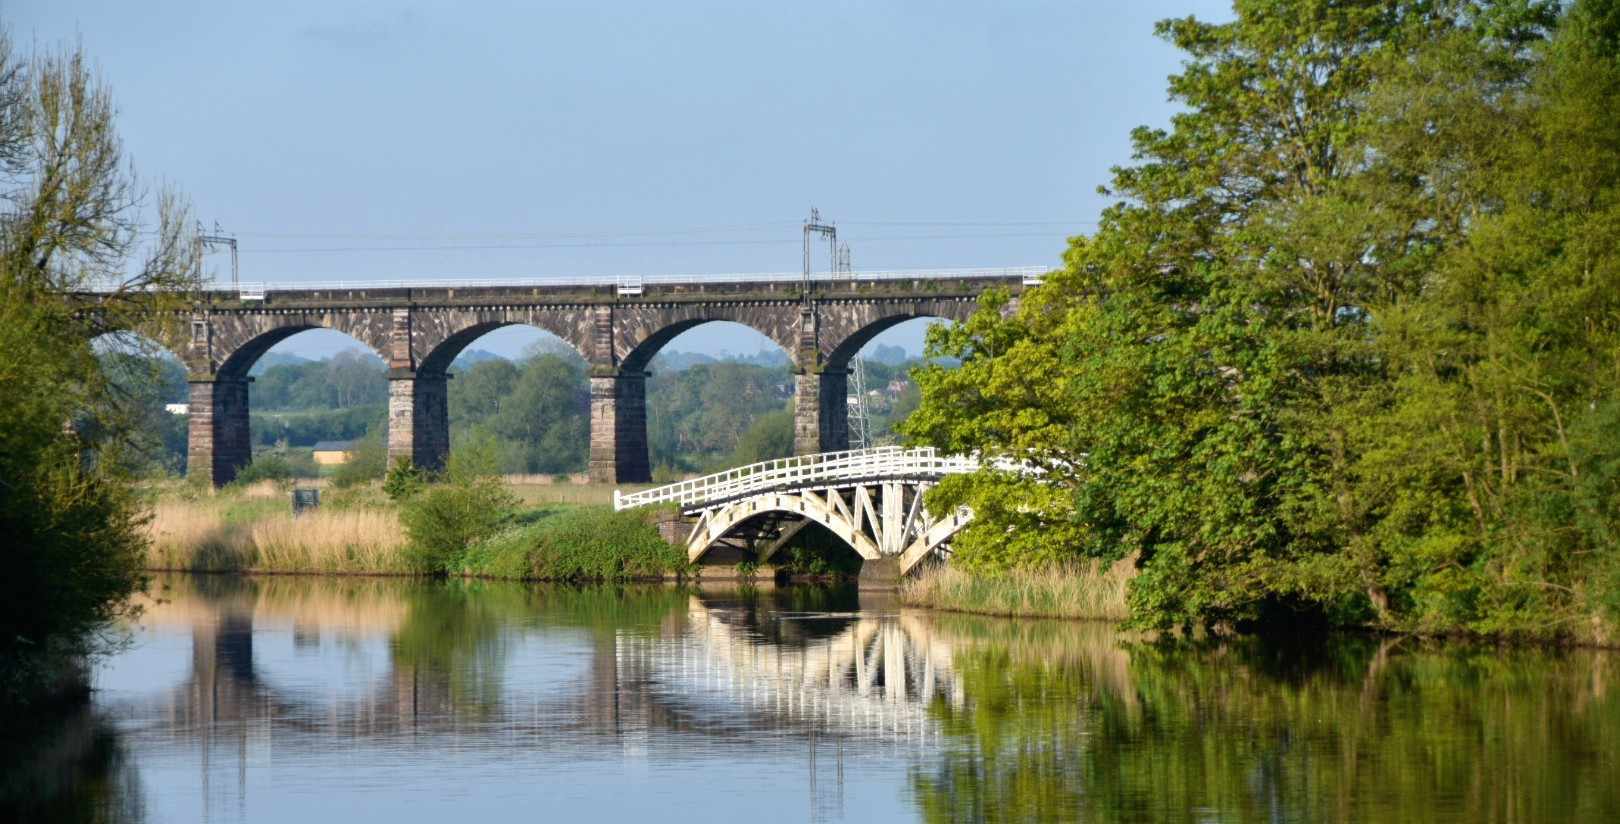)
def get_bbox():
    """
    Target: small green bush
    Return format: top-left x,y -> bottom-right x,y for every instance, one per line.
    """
461,506 -> 682,581
230,450 -> 314,488
329,429 -> 387,489
399,476 -> 518,574
382,457 -> 428,501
